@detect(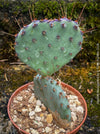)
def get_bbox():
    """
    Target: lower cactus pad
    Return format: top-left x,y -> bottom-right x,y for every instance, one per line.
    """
34,74 -> 71,127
